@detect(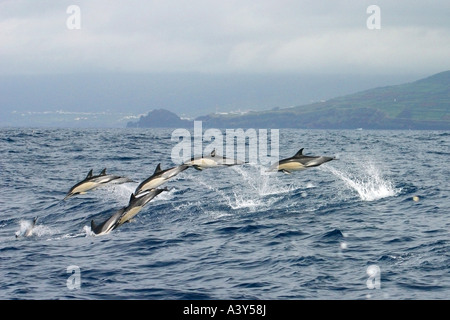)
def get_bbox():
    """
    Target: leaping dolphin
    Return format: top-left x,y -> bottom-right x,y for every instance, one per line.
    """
184,149 -> 244,171
115,188 -> 168,228
90,208 -> 124,236
134,163 -> 187,196
268,148 -> 336,174
64,168 -> 134,200
15,217 -> 38,238
90,188 -> 168,236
